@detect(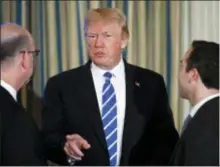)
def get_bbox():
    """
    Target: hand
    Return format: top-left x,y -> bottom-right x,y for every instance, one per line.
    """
64,134 -> 91,160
